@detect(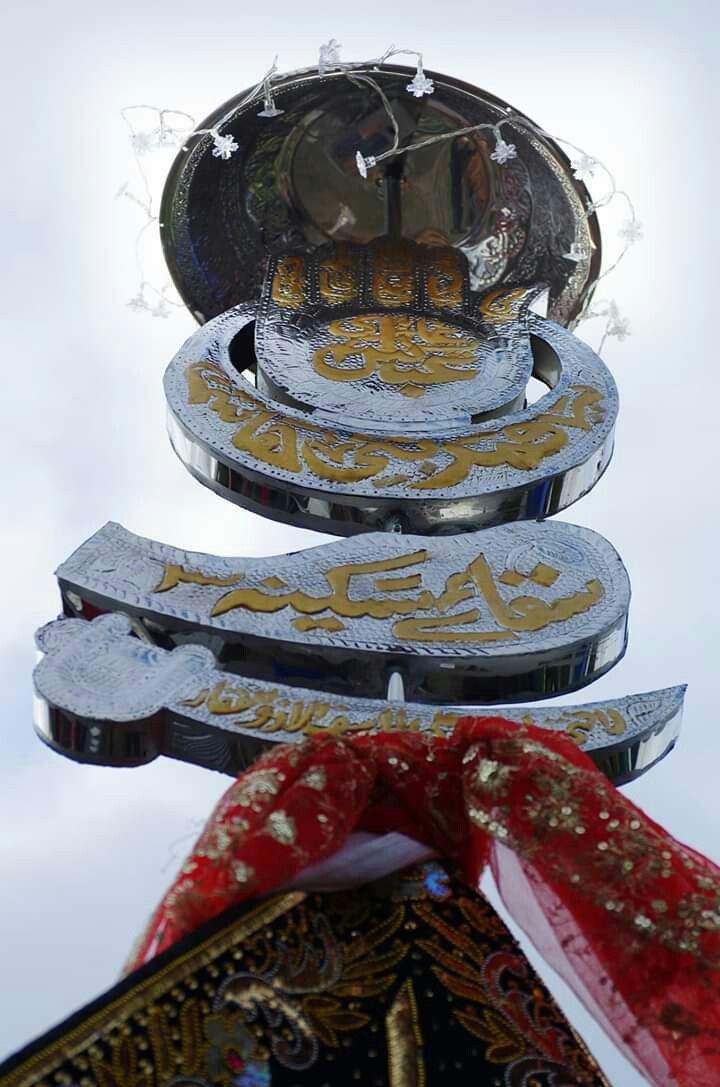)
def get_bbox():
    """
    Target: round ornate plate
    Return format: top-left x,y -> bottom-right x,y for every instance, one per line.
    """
161,65 -> 601,326
164,299 -> 617,536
